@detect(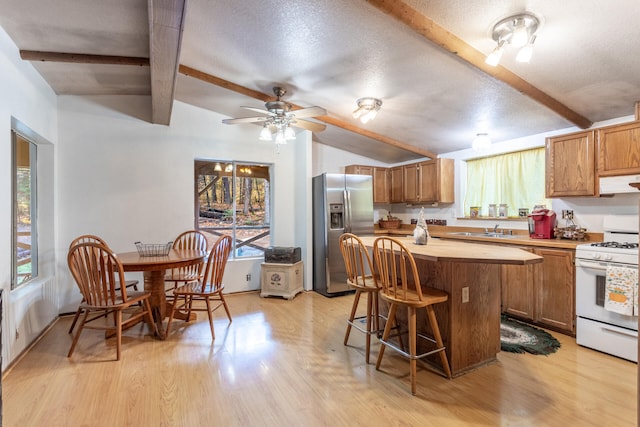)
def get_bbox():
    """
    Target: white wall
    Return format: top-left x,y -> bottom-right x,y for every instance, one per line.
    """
0,26 -> 58,368
56,95 -> 311,312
